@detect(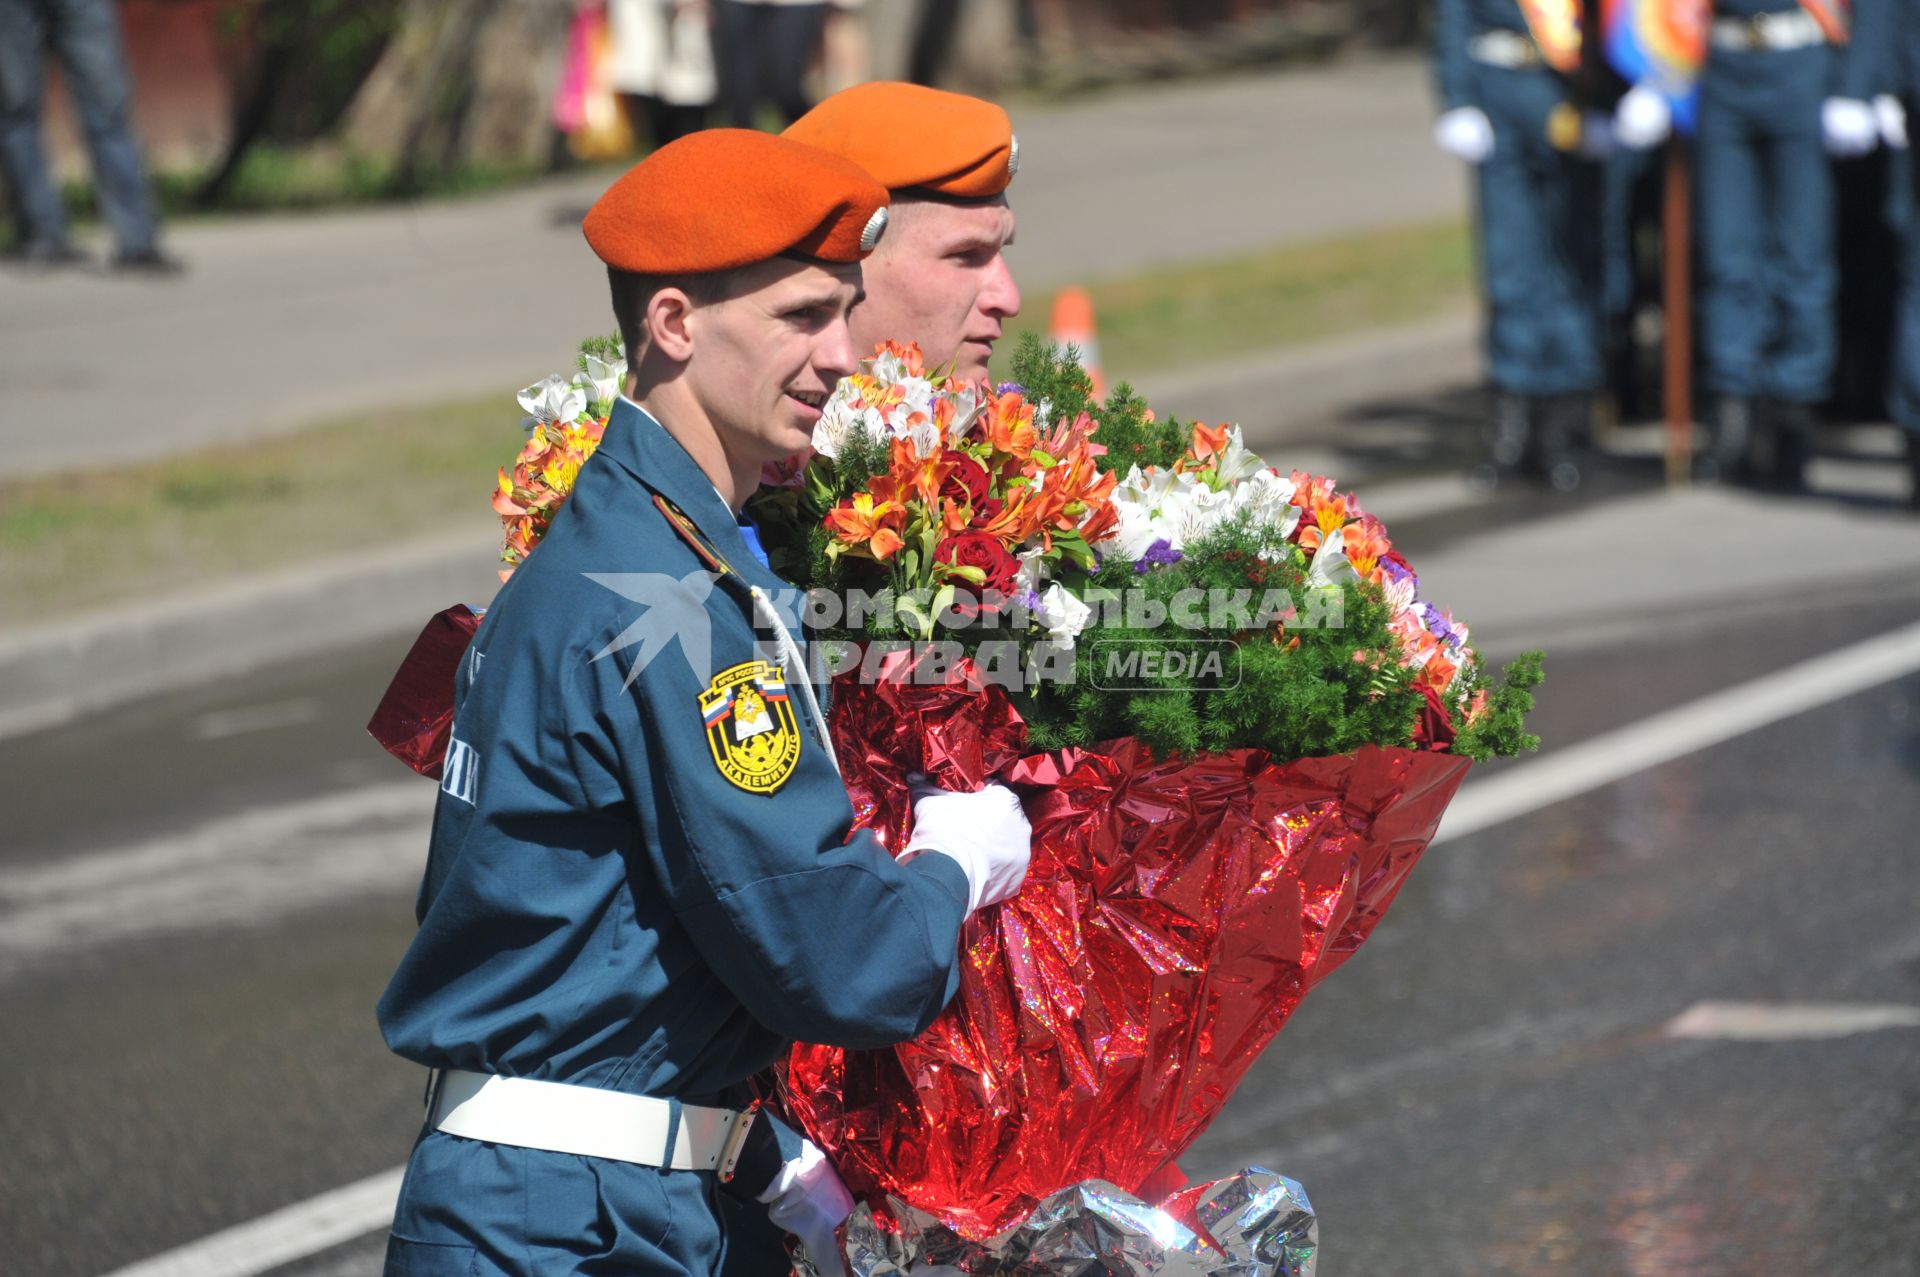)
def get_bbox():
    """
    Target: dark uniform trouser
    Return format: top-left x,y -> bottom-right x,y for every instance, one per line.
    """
1695,43 -> 1837,405
1471,61 -> 1604,398
1890,122 -> 1920,435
